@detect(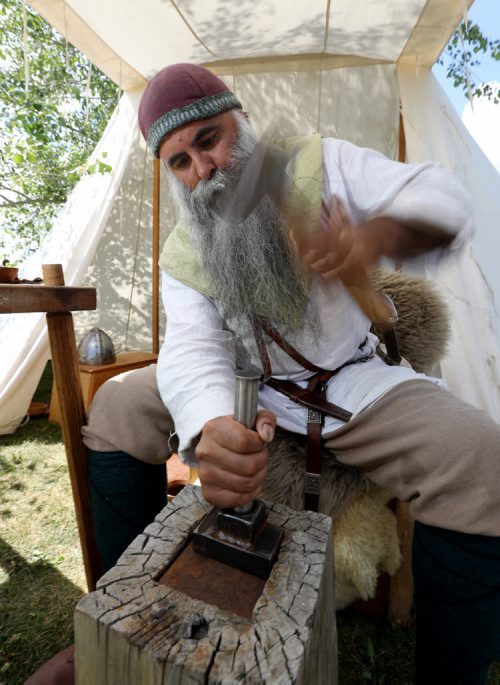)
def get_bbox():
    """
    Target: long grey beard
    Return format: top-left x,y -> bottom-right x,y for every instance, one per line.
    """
167,115 -> 312,333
